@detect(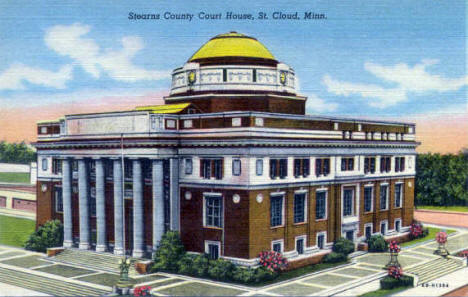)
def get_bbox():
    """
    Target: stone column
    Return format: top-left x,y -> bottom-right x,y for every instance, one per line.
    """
62,158 -> 73,248
95,159 -> 107,252
113,159 -> 124,255
78,159 -> 90,250
152,159 -> 164,252
132,159 -> 144,258
170,158 -> 180,231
